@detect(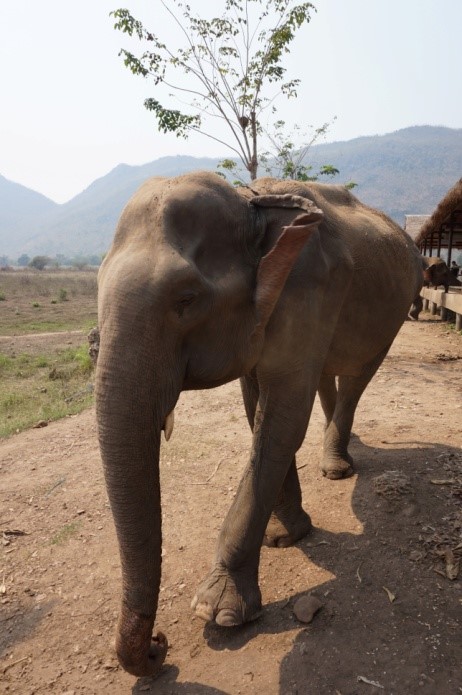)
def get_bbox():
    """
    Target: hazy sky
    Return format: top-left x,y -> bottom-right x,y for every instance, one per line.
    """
1,0 -> 461,203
